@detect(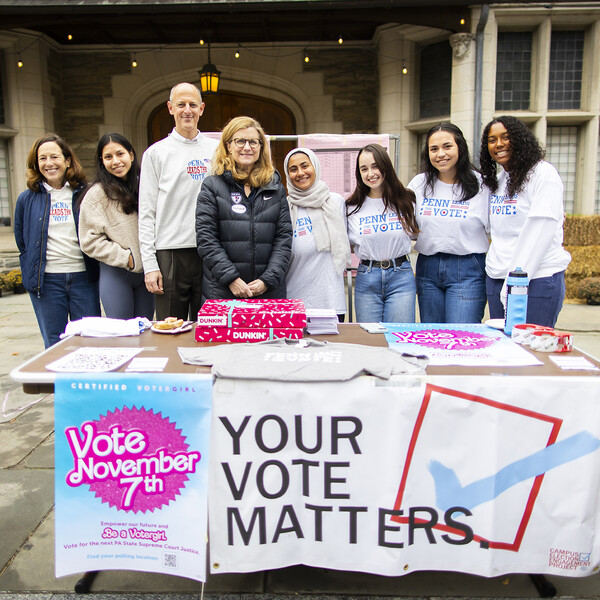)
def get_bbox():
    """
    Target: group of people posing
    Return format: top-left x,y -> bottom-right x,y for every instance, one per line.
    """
15,82 -> 570,348
285,115 -> 569,330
